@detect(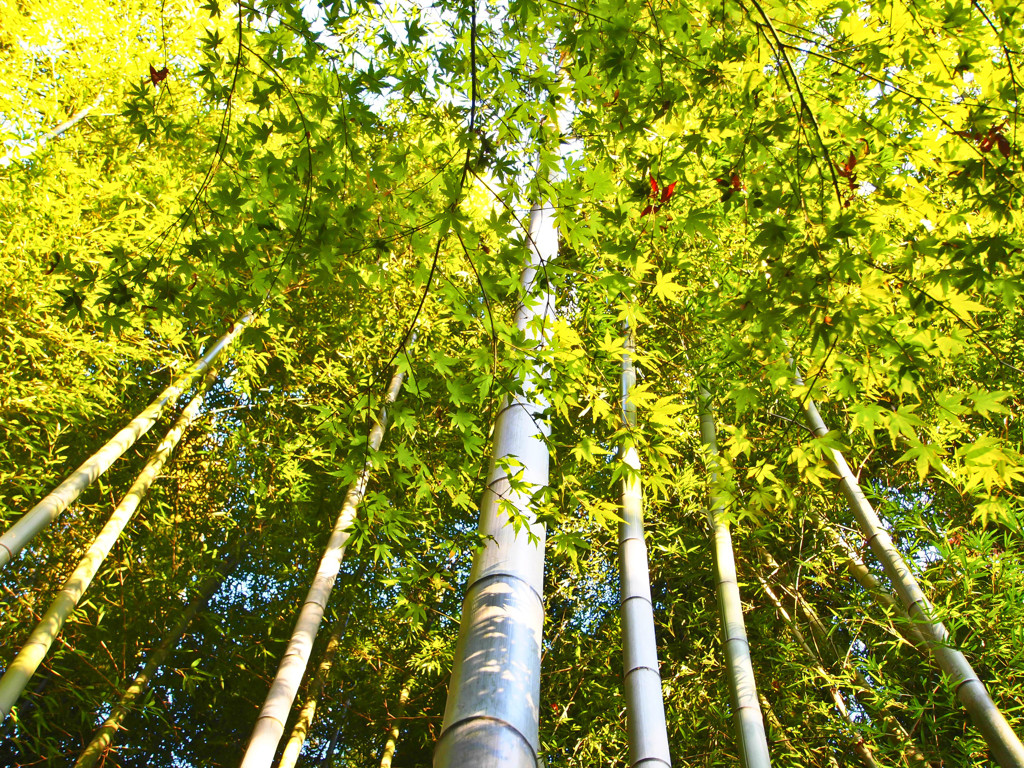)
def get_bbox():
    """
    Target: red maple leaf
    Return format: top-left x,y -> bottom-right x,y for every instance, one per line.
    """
149,64 -> 169,87
660,181 -> 677,202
